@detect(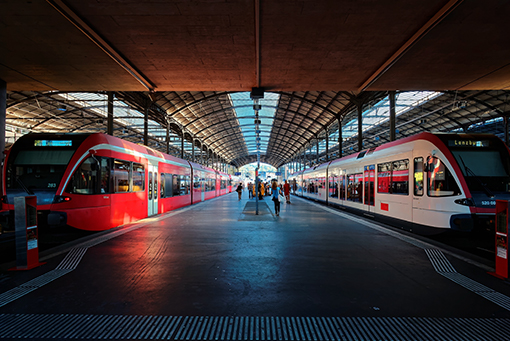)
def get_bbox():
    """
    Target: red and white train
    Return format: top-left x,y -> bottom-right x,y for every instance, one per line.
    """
1,133 -> 234,231
289,132 -> 510,234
